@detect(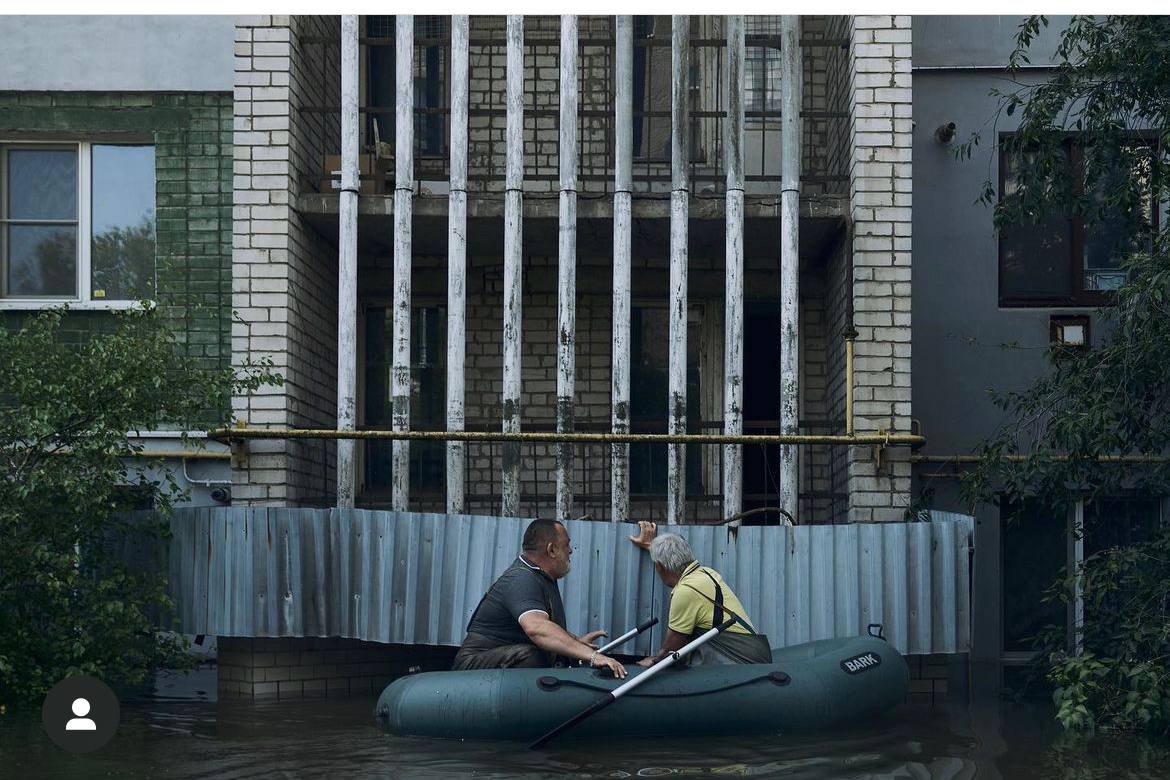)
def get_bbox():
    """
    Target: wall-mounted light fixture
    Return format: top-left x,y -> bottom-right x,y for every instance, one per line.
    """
935,122 -> 956,145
